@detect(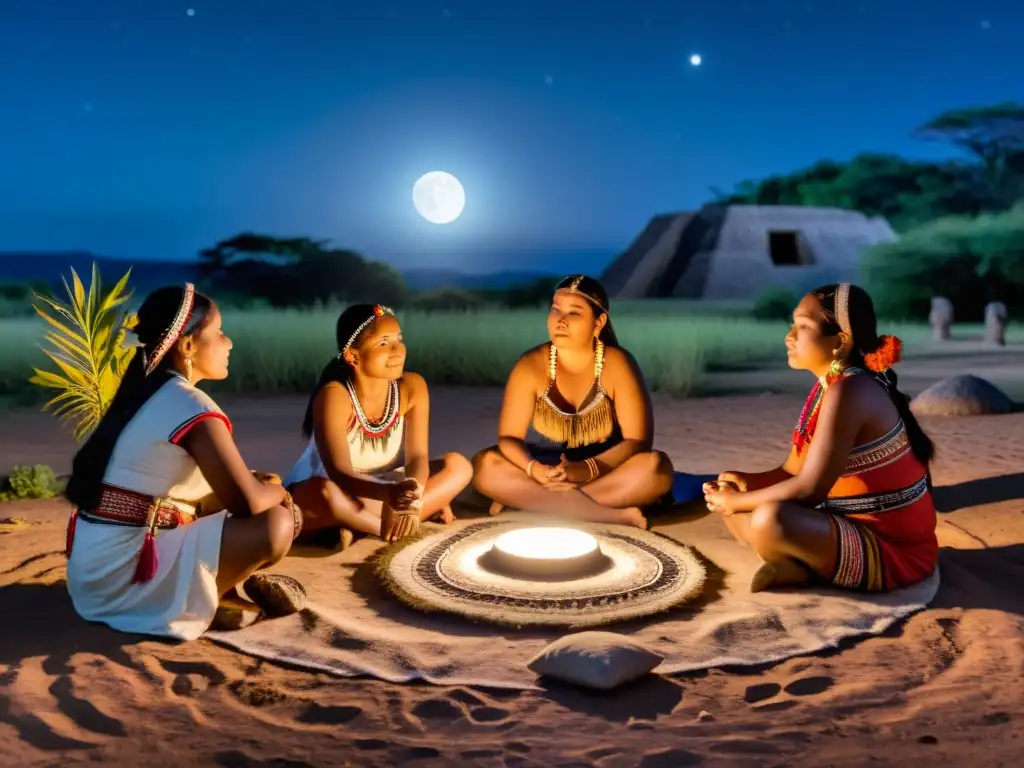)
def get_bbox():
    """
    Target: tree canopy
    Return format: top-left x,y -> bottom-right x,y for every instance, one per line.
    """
199,233 -> 408,307
718,101 -> 1023,229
